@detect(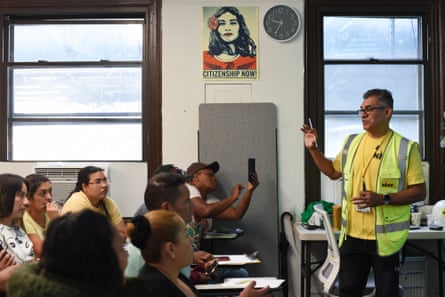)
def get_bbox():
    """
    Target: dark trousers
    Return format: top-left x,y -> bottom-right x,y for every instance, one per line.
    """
339,236 -> 400,297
